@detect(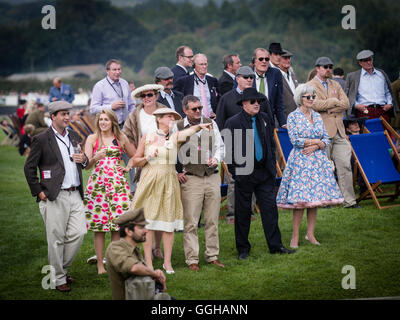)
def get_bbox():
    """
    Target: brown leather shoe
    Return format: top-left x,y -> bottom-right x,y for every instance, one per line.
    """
188,263 -> 200,271
56,283 -> 71,292
66,274 -> 75,284
208,260 -> 225,268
